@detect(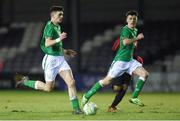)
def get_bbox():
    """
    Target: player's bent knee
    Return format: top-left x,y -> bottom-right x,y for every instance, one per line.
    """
113,85 -> 122,92
122,85 -> 128,90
